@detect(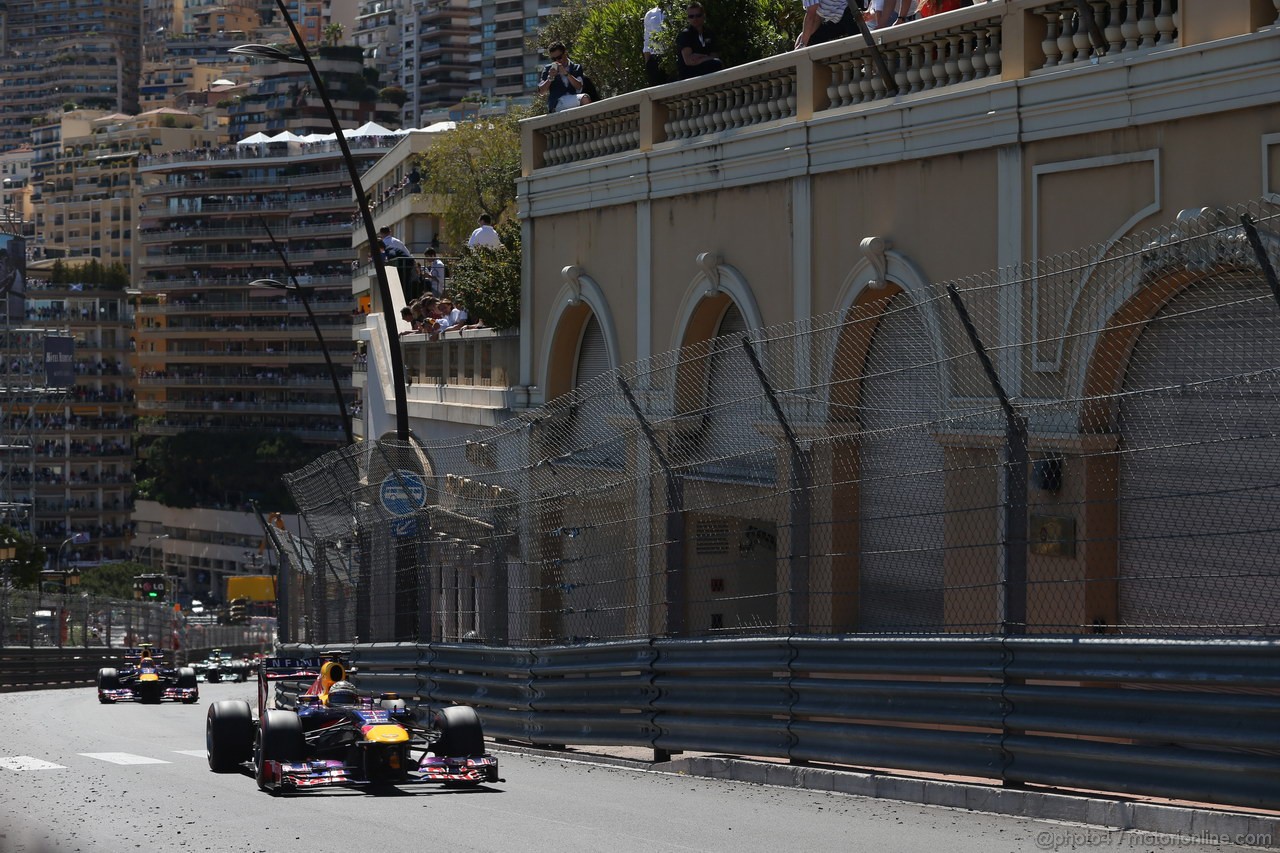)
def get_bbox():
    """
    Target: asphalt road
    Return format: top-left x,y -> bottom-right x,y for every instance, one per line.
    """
0,683 -> 1268,853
